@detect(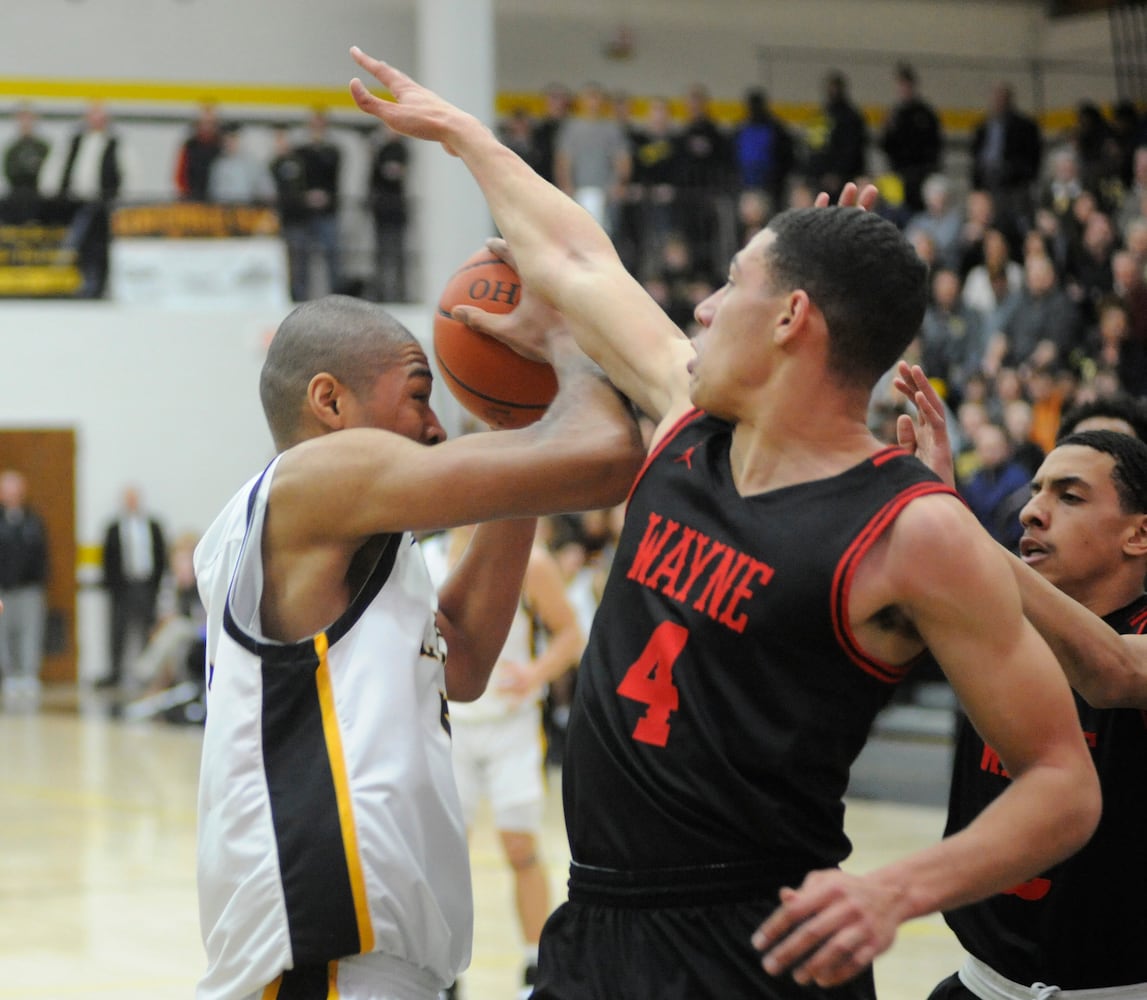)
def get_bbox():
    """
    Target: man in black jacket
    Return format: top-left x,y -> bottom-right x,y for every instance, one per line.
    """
100,486 -> 167,690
